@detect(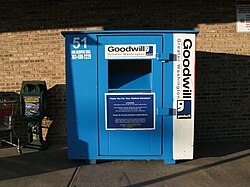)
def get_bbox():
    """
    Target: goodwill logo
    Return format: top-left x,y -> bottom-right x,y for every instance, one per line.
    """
177,100 -> 191,119
105,44 -> 156,59
174,34 -> 195,120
